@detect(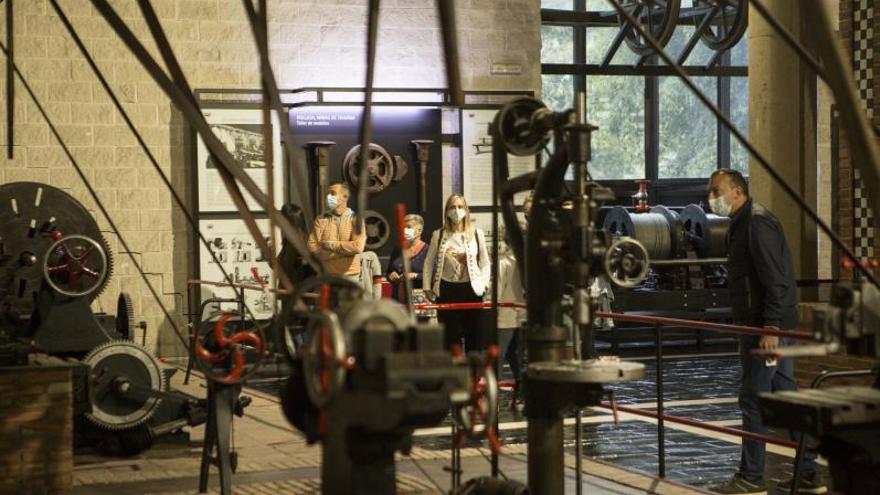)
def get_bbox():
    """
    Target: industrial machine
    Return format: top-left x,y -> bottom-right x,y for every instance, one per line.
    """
0,182 -> 211,457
